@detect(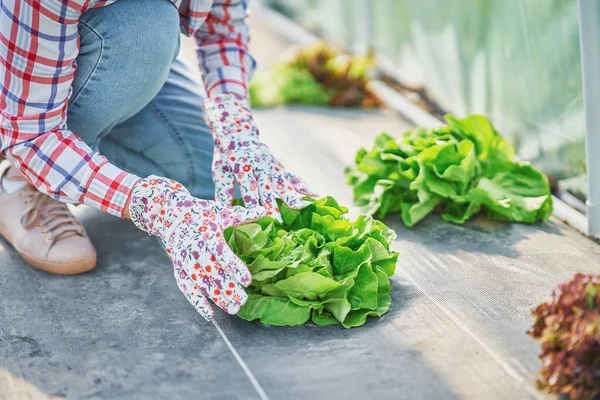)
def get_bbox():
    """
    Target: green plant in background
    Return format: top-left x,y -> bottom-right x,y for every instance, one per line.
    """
249,66 -> 330,107
528,274 -> 600,400
345,114 -> 553,227
249,42 -> 382,108
225,197 -> 398,328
